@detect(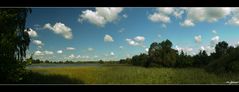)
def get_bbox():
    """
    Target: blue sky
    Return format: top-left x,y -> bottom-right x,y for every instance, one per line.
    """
25,7 -> 239,61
